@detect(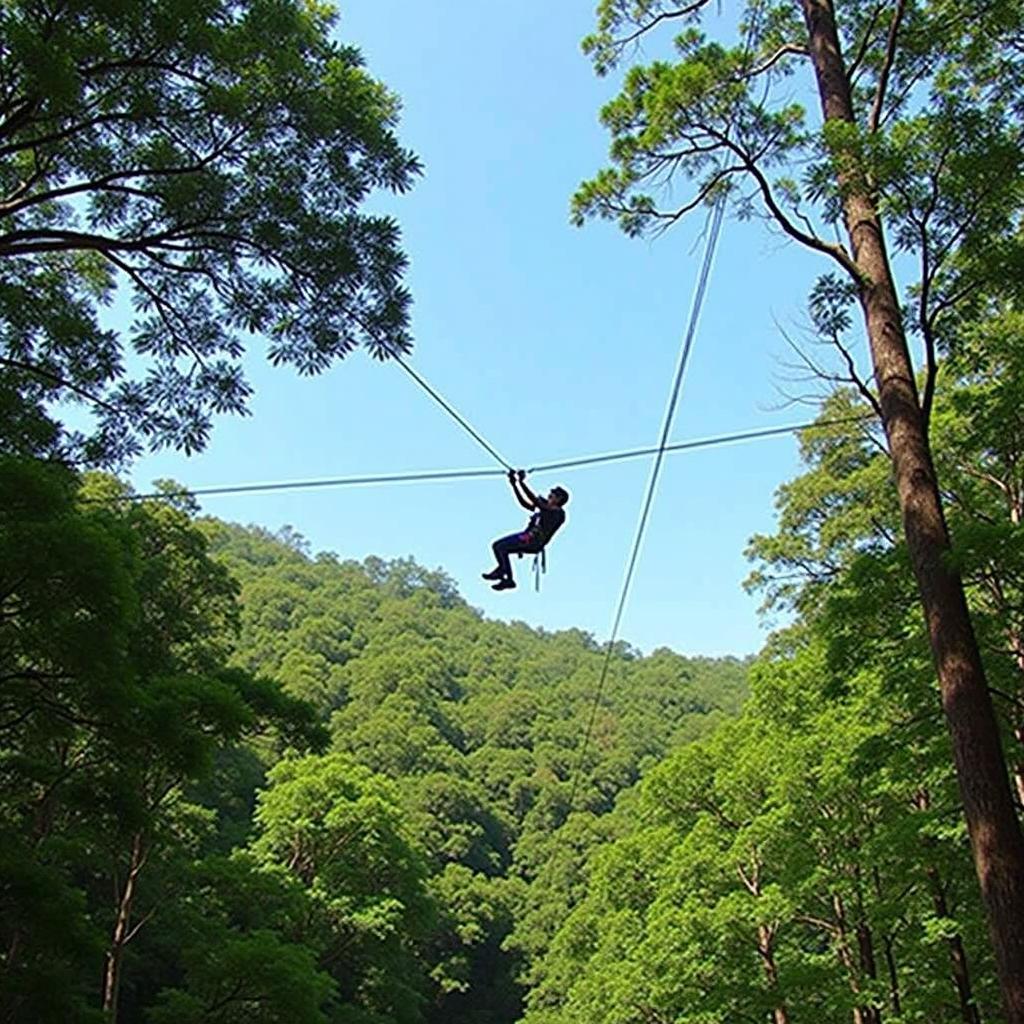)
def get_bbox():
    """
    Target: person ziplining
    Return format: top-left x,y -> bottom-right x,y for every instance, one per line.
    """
483,470 -> 569,591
